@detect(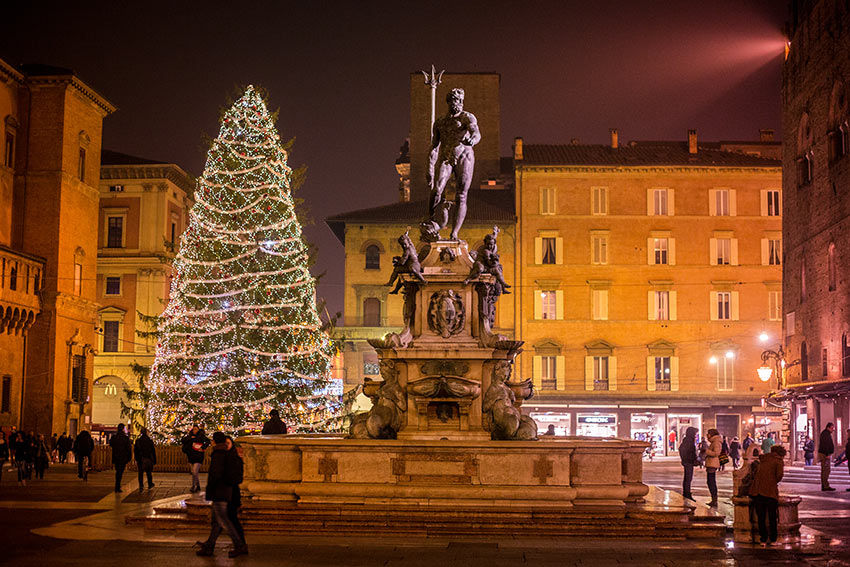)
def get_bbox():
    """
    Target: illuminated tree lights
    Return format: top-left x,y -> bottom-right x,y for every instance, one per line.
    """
146,86 -> 335,439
